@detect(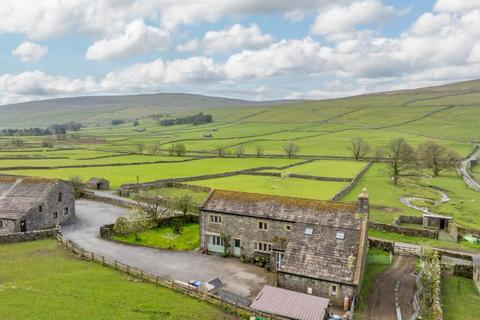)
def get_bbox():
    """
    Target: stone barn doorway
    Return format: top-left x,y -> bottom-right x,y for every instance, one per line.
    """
20,220 -> 27,232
